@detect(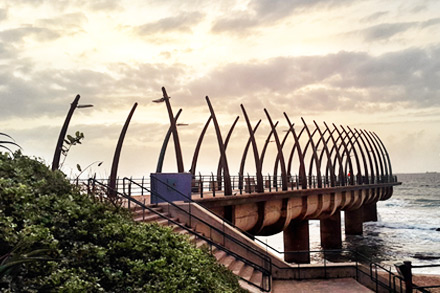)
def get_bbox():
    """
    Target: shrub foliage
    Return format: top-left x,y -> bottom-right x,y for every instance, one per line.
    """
0,152 -> 243,292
